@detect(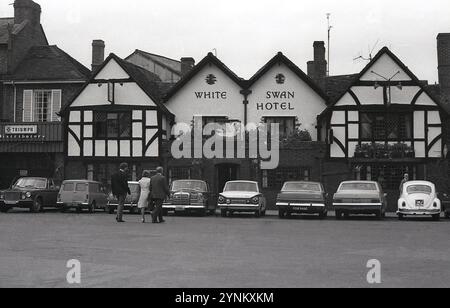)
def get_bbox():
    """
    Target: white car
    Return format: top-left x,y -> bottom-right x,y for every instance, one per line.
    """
397,181 -> 441,221
218,181 -> 266,217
